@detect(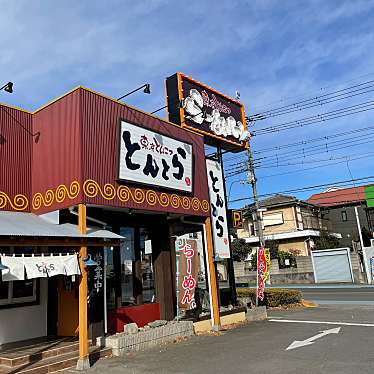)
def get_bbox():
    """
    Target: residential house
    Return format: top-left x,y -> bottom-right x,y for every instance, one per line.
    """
307,185 -> 374,249
235,194 -> 332,256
